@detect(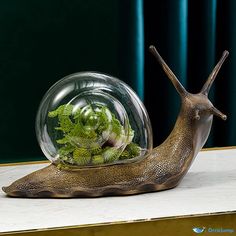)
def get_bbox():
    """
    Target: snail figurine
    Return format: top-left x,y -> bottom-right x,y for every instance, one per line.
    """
2,45 -> 228,198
